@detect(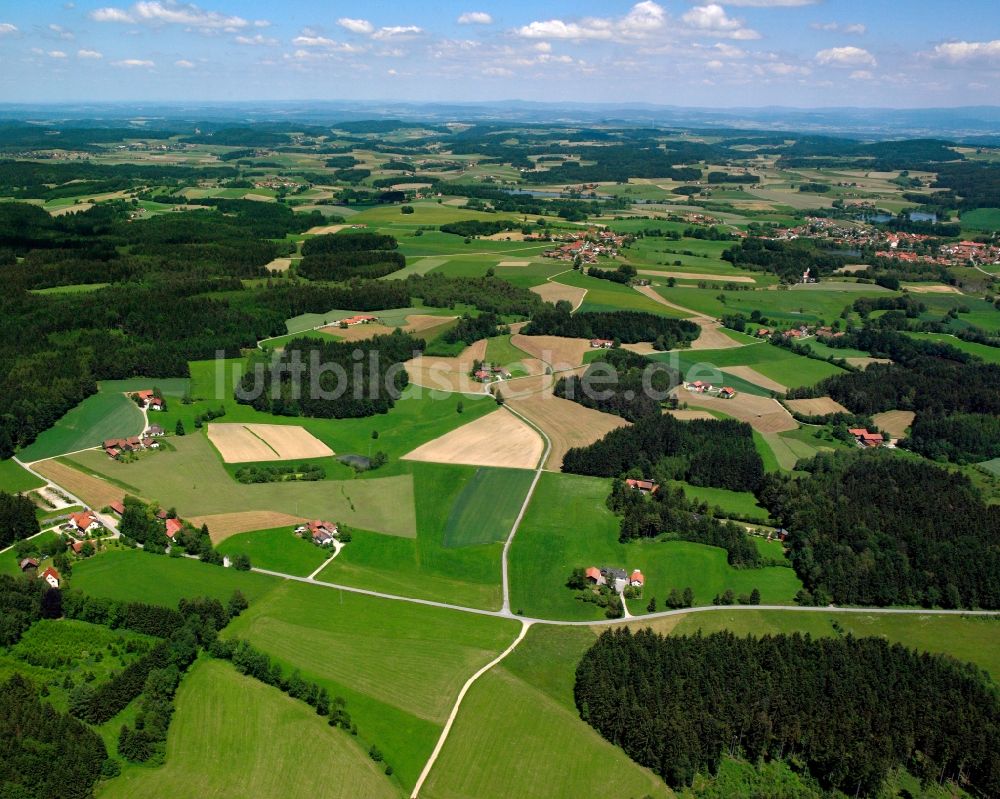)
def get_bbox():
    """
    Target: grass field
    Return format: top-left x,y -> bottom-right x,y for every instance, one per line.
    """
960,207 -> 1000,232
980,458 -> 1000,476
904,332 -> 1000,365
483,334 -> 534,376
216,525 -> 331,576
72,548 -> 280,606
509,472 -> 800,620
64,433 -> 418,538
665,480 -> 770,522
0,458 -> 45,493
223,580 -> 520,790
552,270 -> 688,316
318,463 -> 504,609
100,659 -> 403,799
19,388 -> 144,462
442,467 -> 535,547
